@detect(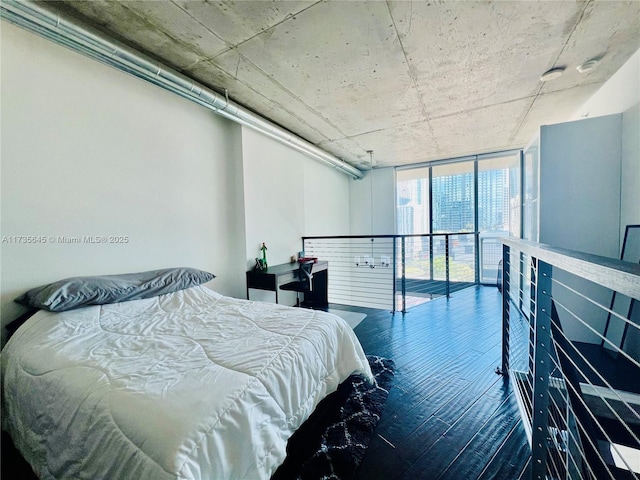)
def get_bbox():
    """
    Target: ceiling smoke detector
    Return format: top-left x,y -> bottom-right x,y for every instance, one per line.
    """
577,58 -> 601,74
540,67 -> 565,82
